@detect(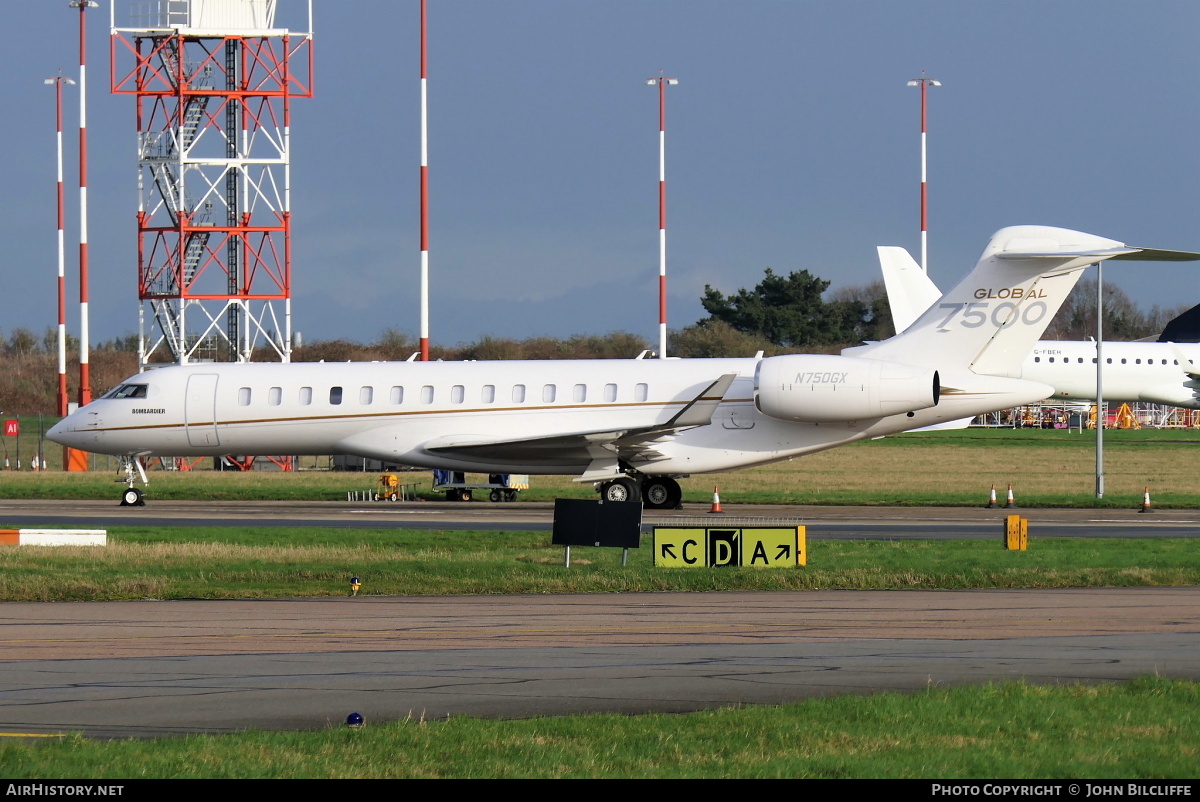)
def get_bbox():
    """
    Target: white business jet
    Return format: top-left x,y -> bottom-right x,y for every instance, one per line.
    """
879,244 -> 1200,409
50,226 -> 1196,507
